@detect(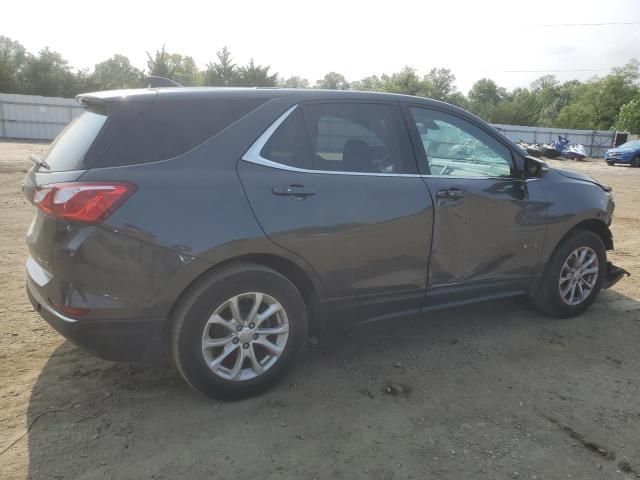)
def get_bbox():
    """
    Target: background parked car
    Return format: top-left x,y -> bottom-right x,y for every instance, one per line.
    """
605,140 -> 640,166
